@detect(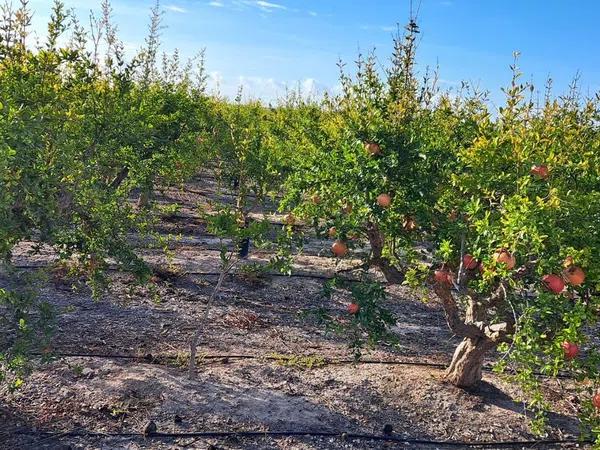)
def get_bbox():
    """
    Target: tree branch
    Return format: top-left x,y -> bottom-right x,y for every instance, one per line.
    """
188,250 -> 238,379
365,221 -> 404,283
482,321 -> 513,343
433,284 -> 486,339
109,166 -> 129,190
